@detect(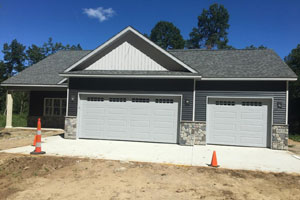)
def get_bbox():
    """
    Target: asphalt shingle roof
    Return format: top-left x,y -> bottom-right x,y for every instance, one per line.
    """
1,49 -> 297,86
2,50 -> 91,85
168,49 -> 297,78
